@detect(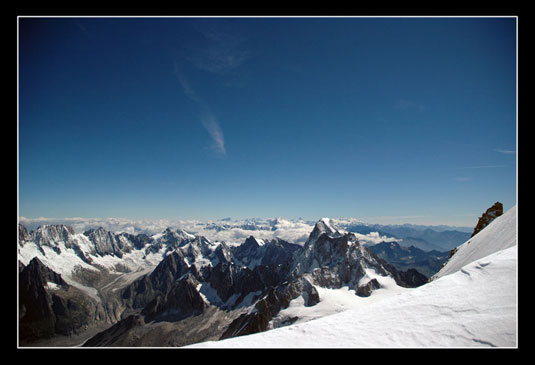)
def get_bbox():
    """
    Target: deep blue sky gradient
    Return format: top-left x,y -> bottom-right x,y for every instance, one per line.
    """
18,17 -> 517,226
